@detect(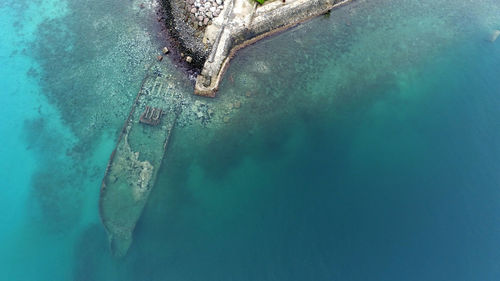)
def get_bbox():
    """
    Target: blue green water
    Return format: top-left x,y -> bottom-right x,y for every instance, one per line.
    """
2,0 -> 500,280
